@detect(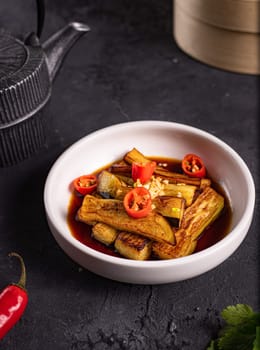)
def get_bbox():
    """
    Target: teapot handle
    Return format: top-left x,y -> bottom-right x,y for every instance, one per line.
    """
36,0 -> 45,38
